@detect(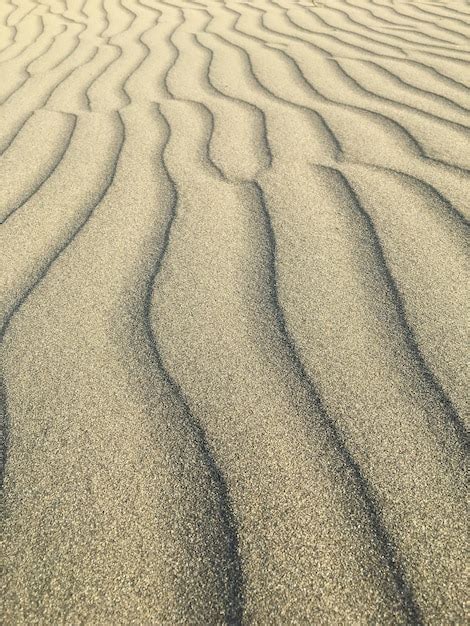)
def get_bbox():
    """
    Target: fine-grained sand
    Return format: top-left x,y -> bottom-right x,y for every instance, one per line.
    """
0,0 -> 469,623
